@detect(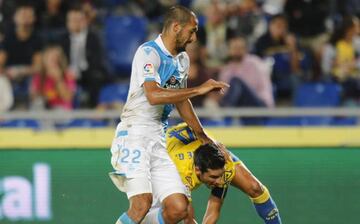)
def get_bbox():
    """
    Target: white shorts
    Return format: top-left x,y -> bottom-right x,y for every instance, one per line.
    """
110,122 -> 186,202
